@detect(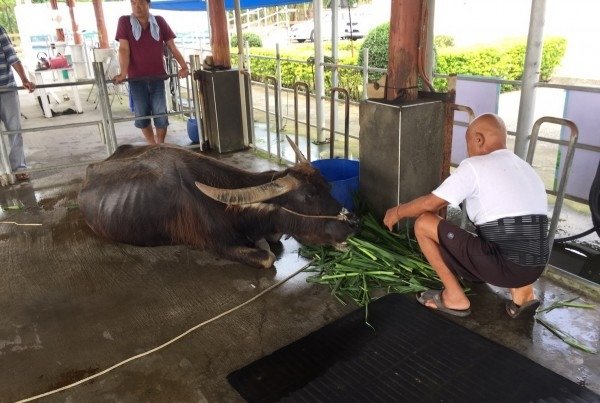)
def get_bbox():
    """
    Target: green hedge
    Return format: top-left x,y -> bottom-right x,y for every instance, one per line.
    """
434,38 -> 567,91
246,35 -> 566,100
231,32 -> 263,48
